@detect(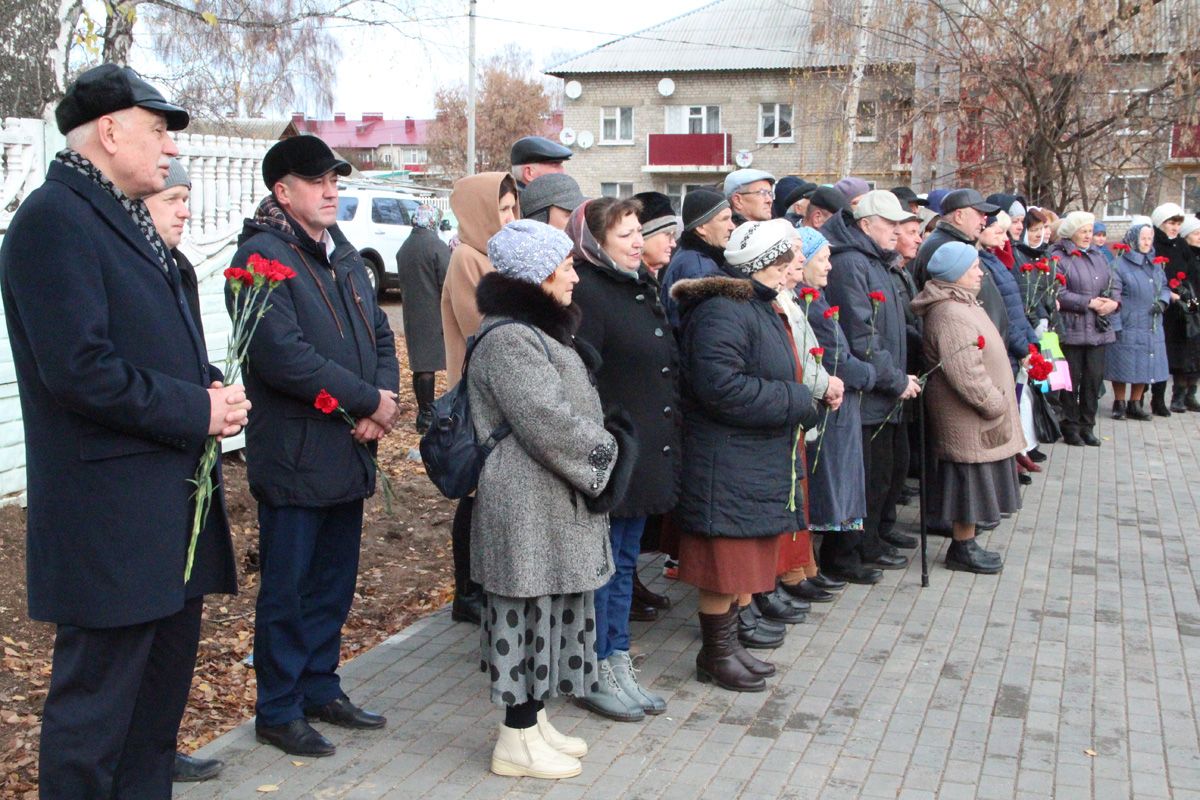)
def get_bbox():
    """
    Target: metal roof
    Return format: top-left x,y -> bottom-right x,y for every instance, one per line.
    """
546,0 -> 919,75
